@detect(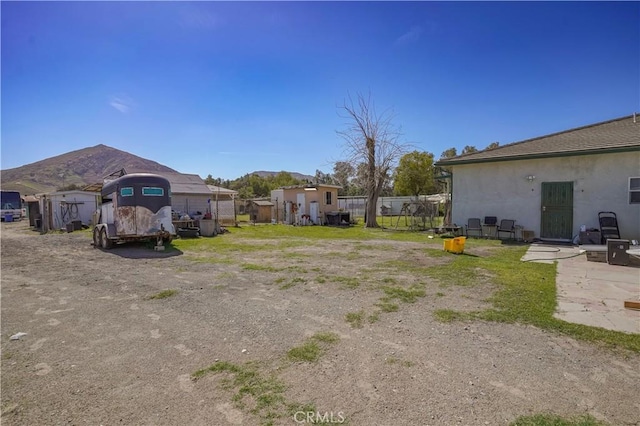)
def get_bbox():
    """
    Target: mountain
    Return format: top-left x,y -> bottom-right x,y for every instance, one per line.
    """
251,170 -> 315,182
1,144 -> 178,194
